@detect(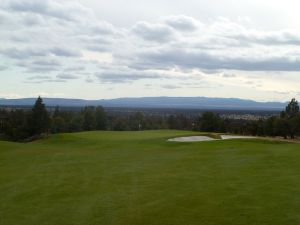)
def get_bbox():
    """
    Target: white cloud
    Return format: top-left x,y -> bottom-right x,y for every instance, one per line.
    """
1,0 -> 300,100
